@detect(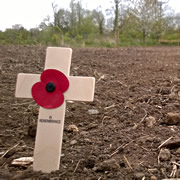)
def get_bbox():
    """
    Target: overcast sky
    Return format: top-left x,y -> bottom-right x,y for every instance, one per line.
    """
0,0 -> 179,31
